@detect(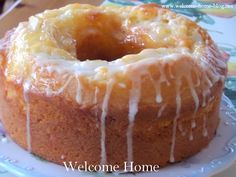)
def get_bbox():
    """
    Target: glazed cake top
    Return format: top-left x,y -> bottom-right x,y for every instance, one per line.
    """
0,3 -> 226,83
